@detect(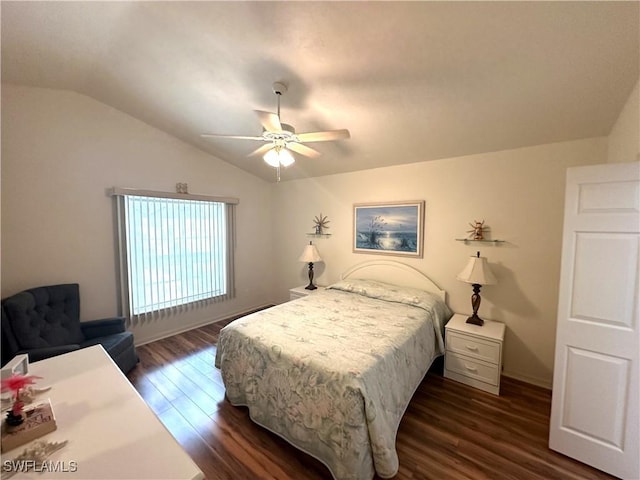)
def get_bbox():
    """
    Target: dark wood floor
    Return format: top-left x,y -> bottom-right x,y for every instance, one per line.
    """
126,319 -> 617,480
